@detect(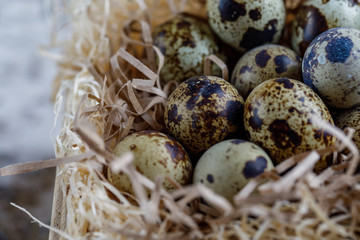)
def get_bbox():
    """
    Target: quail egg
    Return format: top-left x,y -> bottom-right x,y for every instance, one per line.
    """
206,0 -> 286,52
302,27 -> 360,109
244,77 -> 335,172
152,14 -> 224,85
334,106 -> 360,150
231,44 -> 302,99
291,0 -> 360,56
164,75 -> 244,157
107,130 -> 192,193
193,139 -> 274,202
